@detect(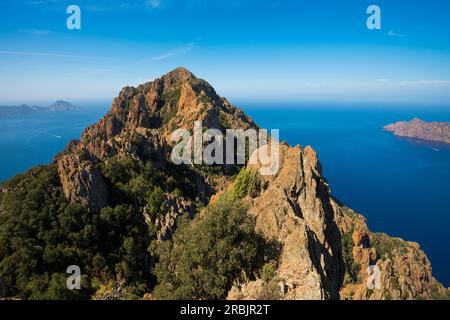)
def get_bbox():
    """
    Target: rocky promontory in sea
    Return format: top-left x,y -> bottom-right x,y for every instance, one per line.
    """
384,118 -> 450,144
0,68 -> 448,300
